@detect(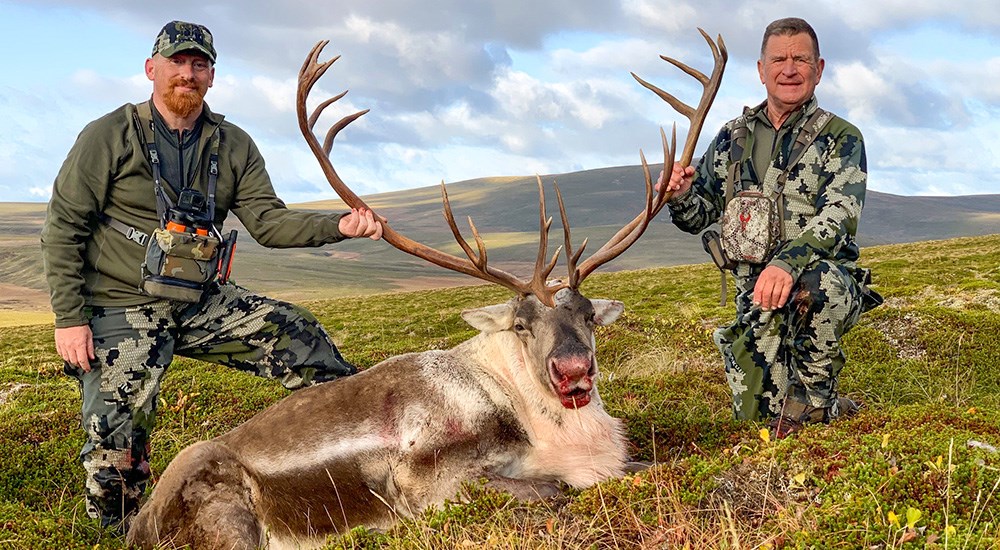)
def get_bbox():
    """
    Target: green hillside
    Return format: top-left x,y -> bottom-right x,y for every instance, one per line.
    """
3,167 -> 999,306
1,234 -> 998,548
